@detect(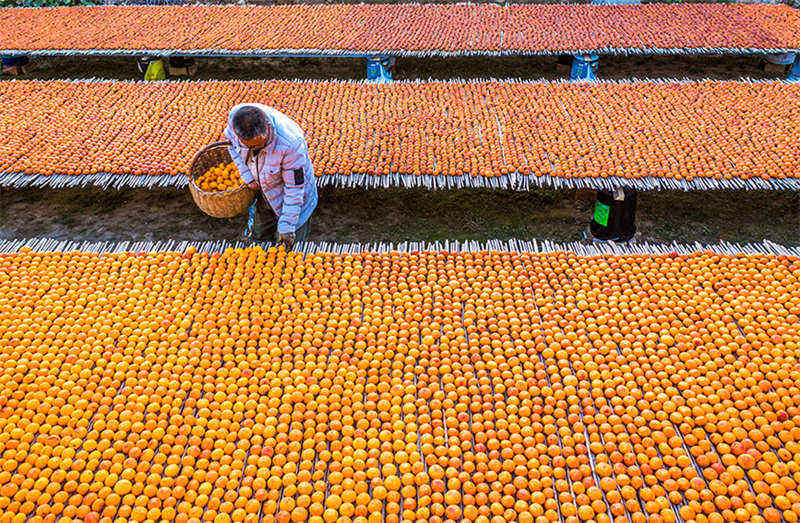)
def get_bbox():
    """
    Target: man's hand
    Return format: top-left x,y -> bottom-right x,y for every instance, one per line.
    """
277,232 -> 295,250
246,180 -> 260,190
